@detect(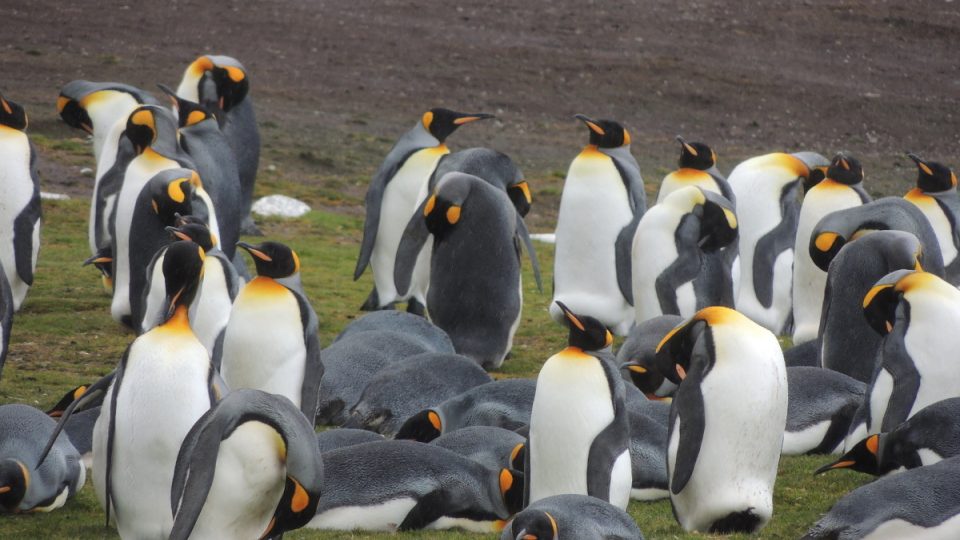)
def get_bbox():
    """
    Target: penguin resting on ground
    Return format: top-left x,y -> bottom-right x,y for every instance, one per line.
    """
501,493 -> 645,540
